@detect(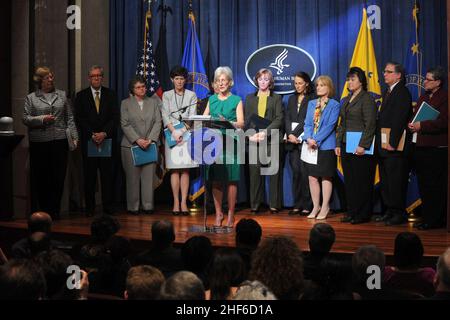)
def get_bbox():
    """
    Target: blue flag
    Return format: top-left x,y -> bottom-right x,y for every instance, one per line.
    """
182,10 -> 209,201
